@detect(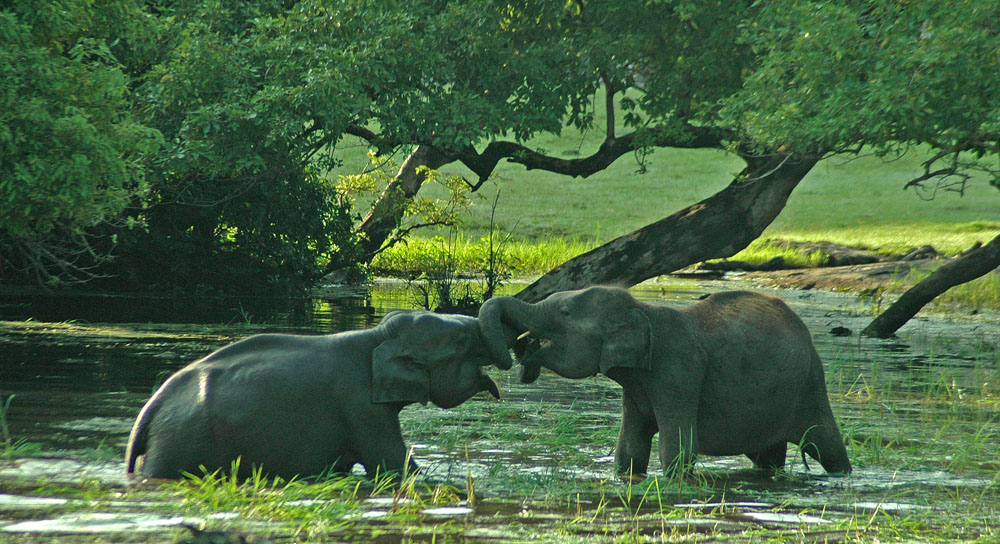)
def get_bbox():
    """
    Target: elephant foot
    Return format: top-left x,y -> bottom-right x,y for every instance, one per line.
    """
747,443 -> 787,471
615,465 -> 648,483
